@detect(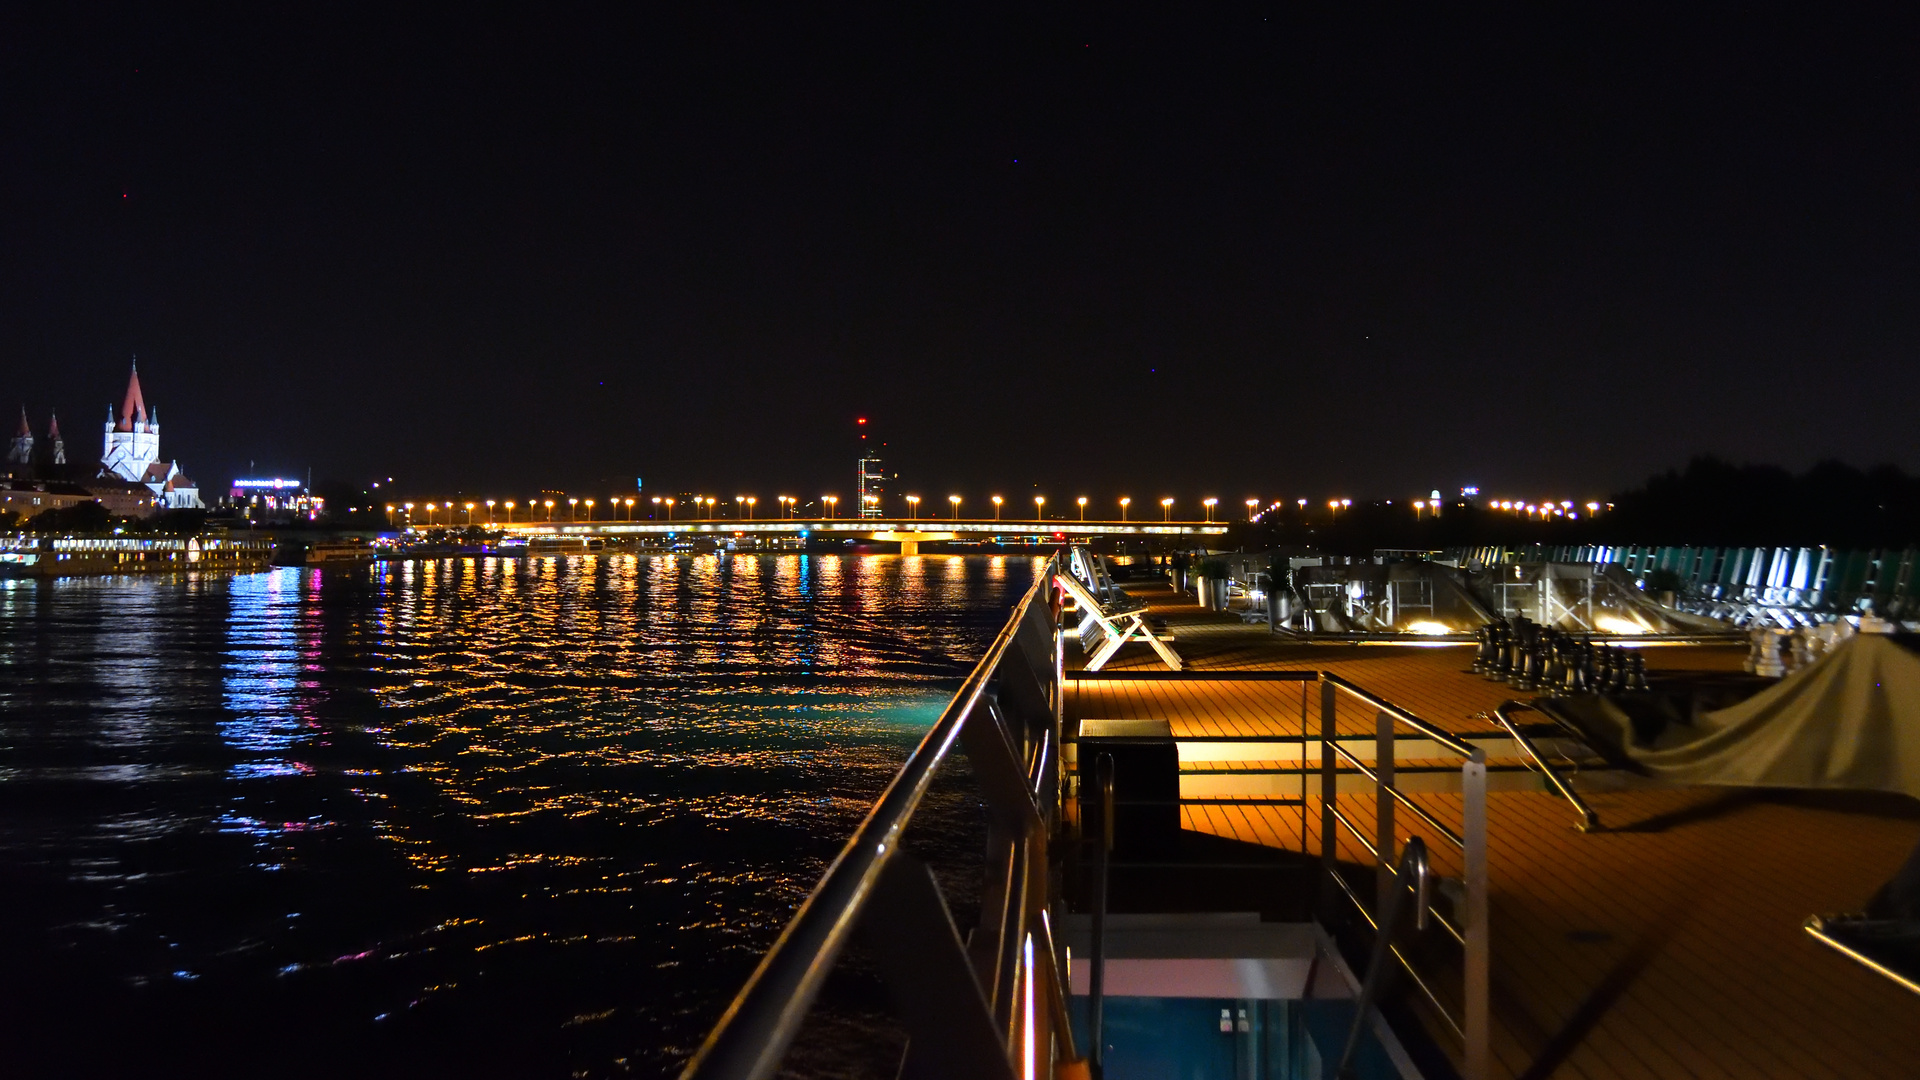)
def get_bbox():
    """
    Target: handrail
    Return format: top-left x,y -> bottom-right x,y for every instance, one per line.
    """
679,555 -> 1059,1080
1316,683 -> 1489,1080
1493,701 -> 1598,831
1336,838 -> 1431,1079
1322,673 -> 1476,758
